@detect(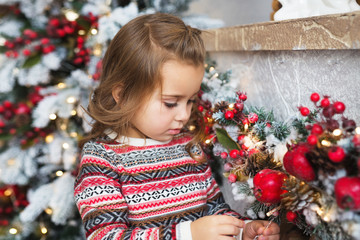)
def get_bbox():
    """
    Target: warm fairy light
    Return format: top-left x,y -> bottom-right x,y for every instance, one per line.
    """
78,29 -> 86,35
211,73 -> 219,79
56,170 -> 64,177
93,44 -> 102,56
188,125 -> 196,131
355,127 -> 360,135
0,37 -> 5,46
64,10 -> 79,21
321,140 -> 331,147
49,113 -> 57,120
60,123 -> 67,131
66,96 -> 76,104
209,66 -> 215,72
45,134 -> 54,143
9,228 -> 18,234
62,142 -> 70,149
4,189 -> 13,197
7,158 -> 15,166
40,226 -> 48,234
243,136 -> 252,149
228,104 -> 234,110
332,129 -> 342,136
205,139 -> 212,144
91,28 -> 98,35
57,82 -> 66,89
71,109 -> 77,116
70,132 -> 78,138
45,208 -> 53,215
244,124 -> 249,131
